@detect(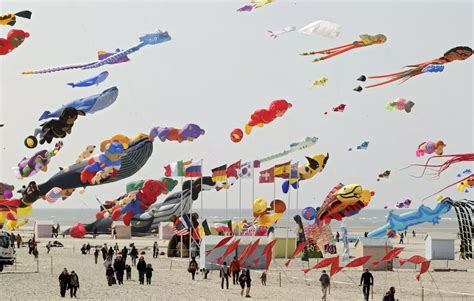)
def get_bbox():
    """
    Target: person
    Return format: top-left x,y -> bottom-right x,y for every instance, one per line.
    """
239,270 -> 248,297
33,245 -> 39,259
190,240 -> 198,258
122,246 -> 128,263
80,244 -> 87,255
260,271 -> 267,286
335,231 -> 340,242
244,267 -> 252,298
412,230 -> 416,237
153,241 -> 159,258
113,255 -> 126,285
103,256 -> 113,270
86,243 -> 91,254
459,245 -> 466,260
113,243 -> 119,255
130,245 -> 138,266
201,268 -> 210,279
319,270 -> 330,301
399,232 -> 404,244
359,269 -> 374,301
101,244 -> 107,261
16,233 -> 22,248
126,264 -> 132,280
112,227 -> 117,239
28,238 -> 33,254
383,286 -> 396,301
46,241 -> 52,254
137,256 -> 147,285
52,225 -> 56,238
146,263 -> 154,285
69,270 -> 80,298
230,256 -> 240,285
188,256 -> 198,280
404,230 -> 407,237
106,265 -> 115,286
107,246 -> 114,259
94,248 -> 99,264
220,261 -> 230,289
58,268 -> 70,298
